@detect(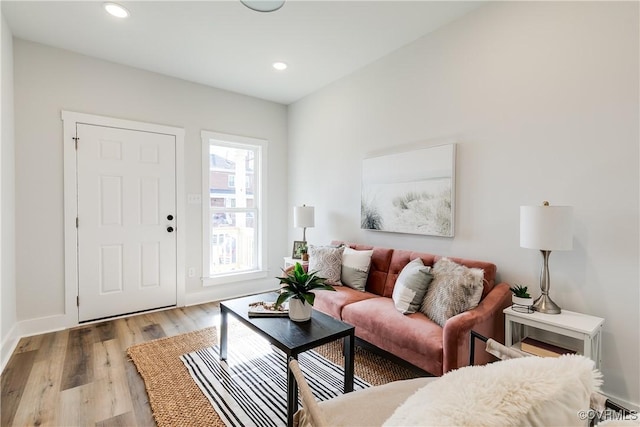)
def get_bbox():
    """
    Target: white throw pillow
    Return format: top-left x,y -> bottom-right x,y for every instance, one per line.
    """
340,247 -> 373,291
308,245 -> 345,284
384,354 -> 602,427
420,257 -> 484,326
391,258 -> 433,314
